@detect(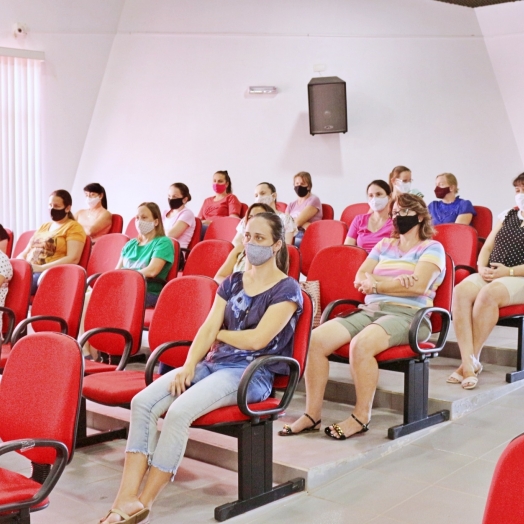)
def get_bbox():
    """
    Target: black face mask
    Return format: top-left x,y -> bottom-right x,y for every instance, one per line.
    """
294,185 -> 309,198
393,215 -> 420,235
168,197 -> 184,210
50,207 -> 67,221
